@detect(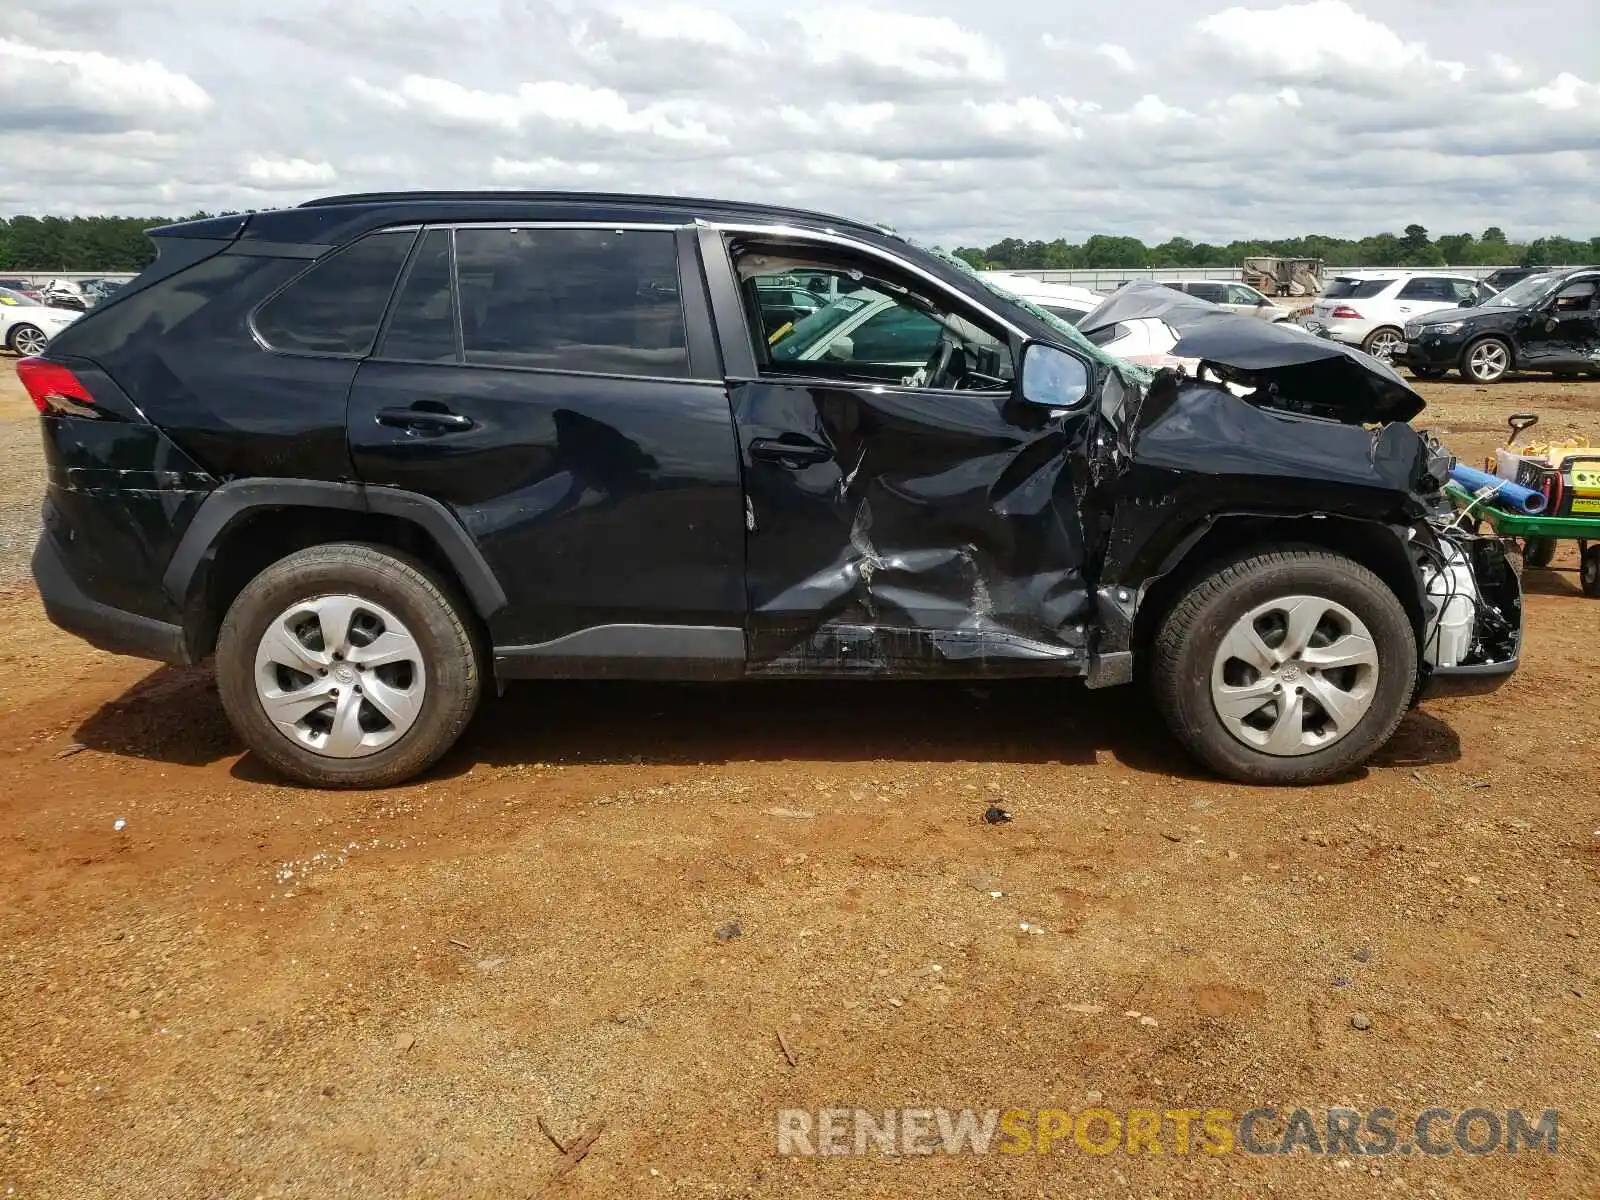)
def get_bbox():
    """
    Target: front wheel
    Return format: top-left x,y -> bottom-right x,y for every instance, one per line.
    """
1582,546 -> 1600,599
1410,365 -> 1447,380
216,543 -> 482,788
1152,550 -> 1417,785
1523,538 -> 1556,570
7,323 -> 48,356
1461,337 -> 1511,383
